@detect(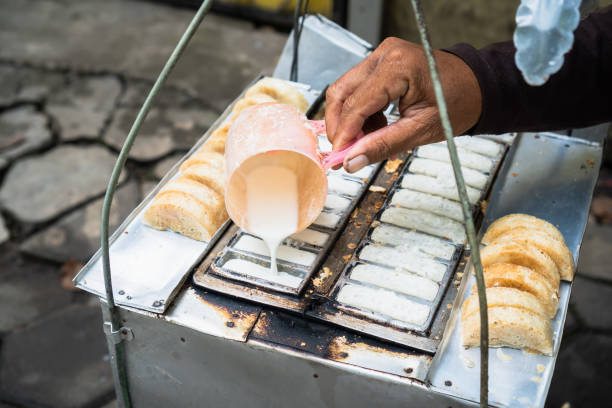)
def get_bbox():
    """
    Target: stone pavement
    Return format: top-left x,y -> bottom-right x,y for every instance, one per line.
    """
0,1 -> 610,408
